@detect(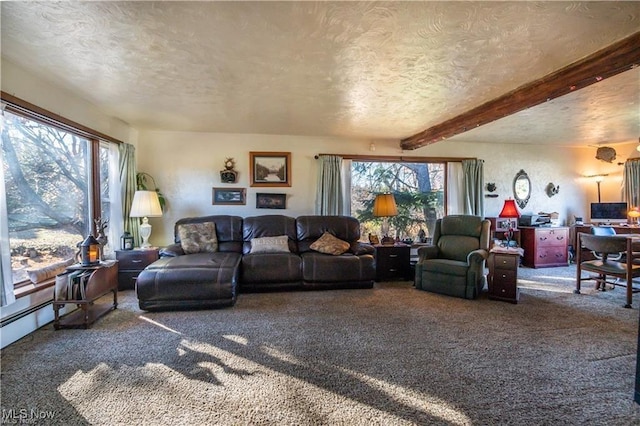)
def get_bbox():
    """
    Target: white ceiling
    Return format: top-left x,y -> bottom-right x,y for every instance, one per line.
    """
1,1 -> 639,148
